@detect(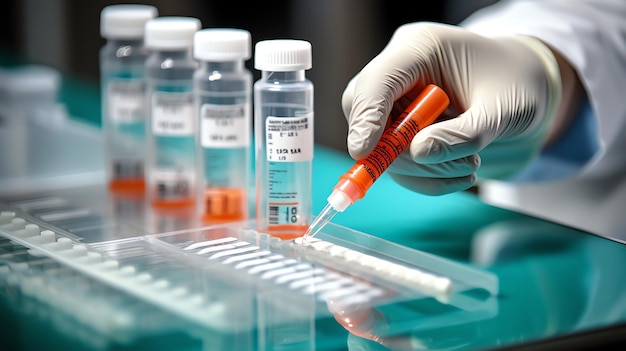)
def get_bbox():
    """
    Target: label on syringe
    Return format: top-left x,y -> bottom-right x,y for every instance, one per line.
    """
265,115 -> 313,162
108,79 -> 145,123
362,117 -> 421,179
200,103 -> 249,148
151,92 -> 194,136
